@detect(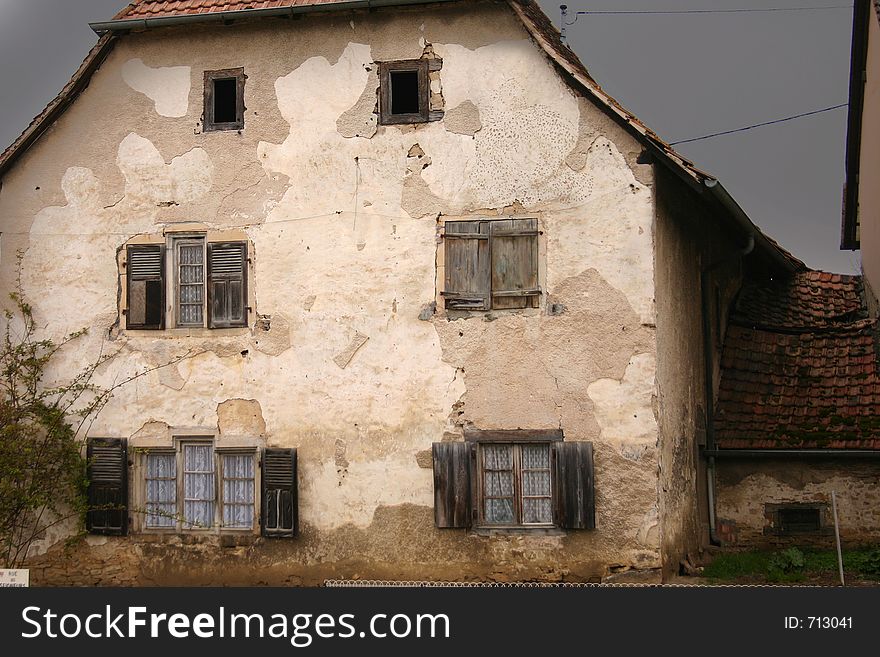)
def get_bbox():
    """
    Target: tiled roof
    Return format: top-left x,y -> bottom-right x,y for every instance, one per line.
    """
715,271 -> 880,450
